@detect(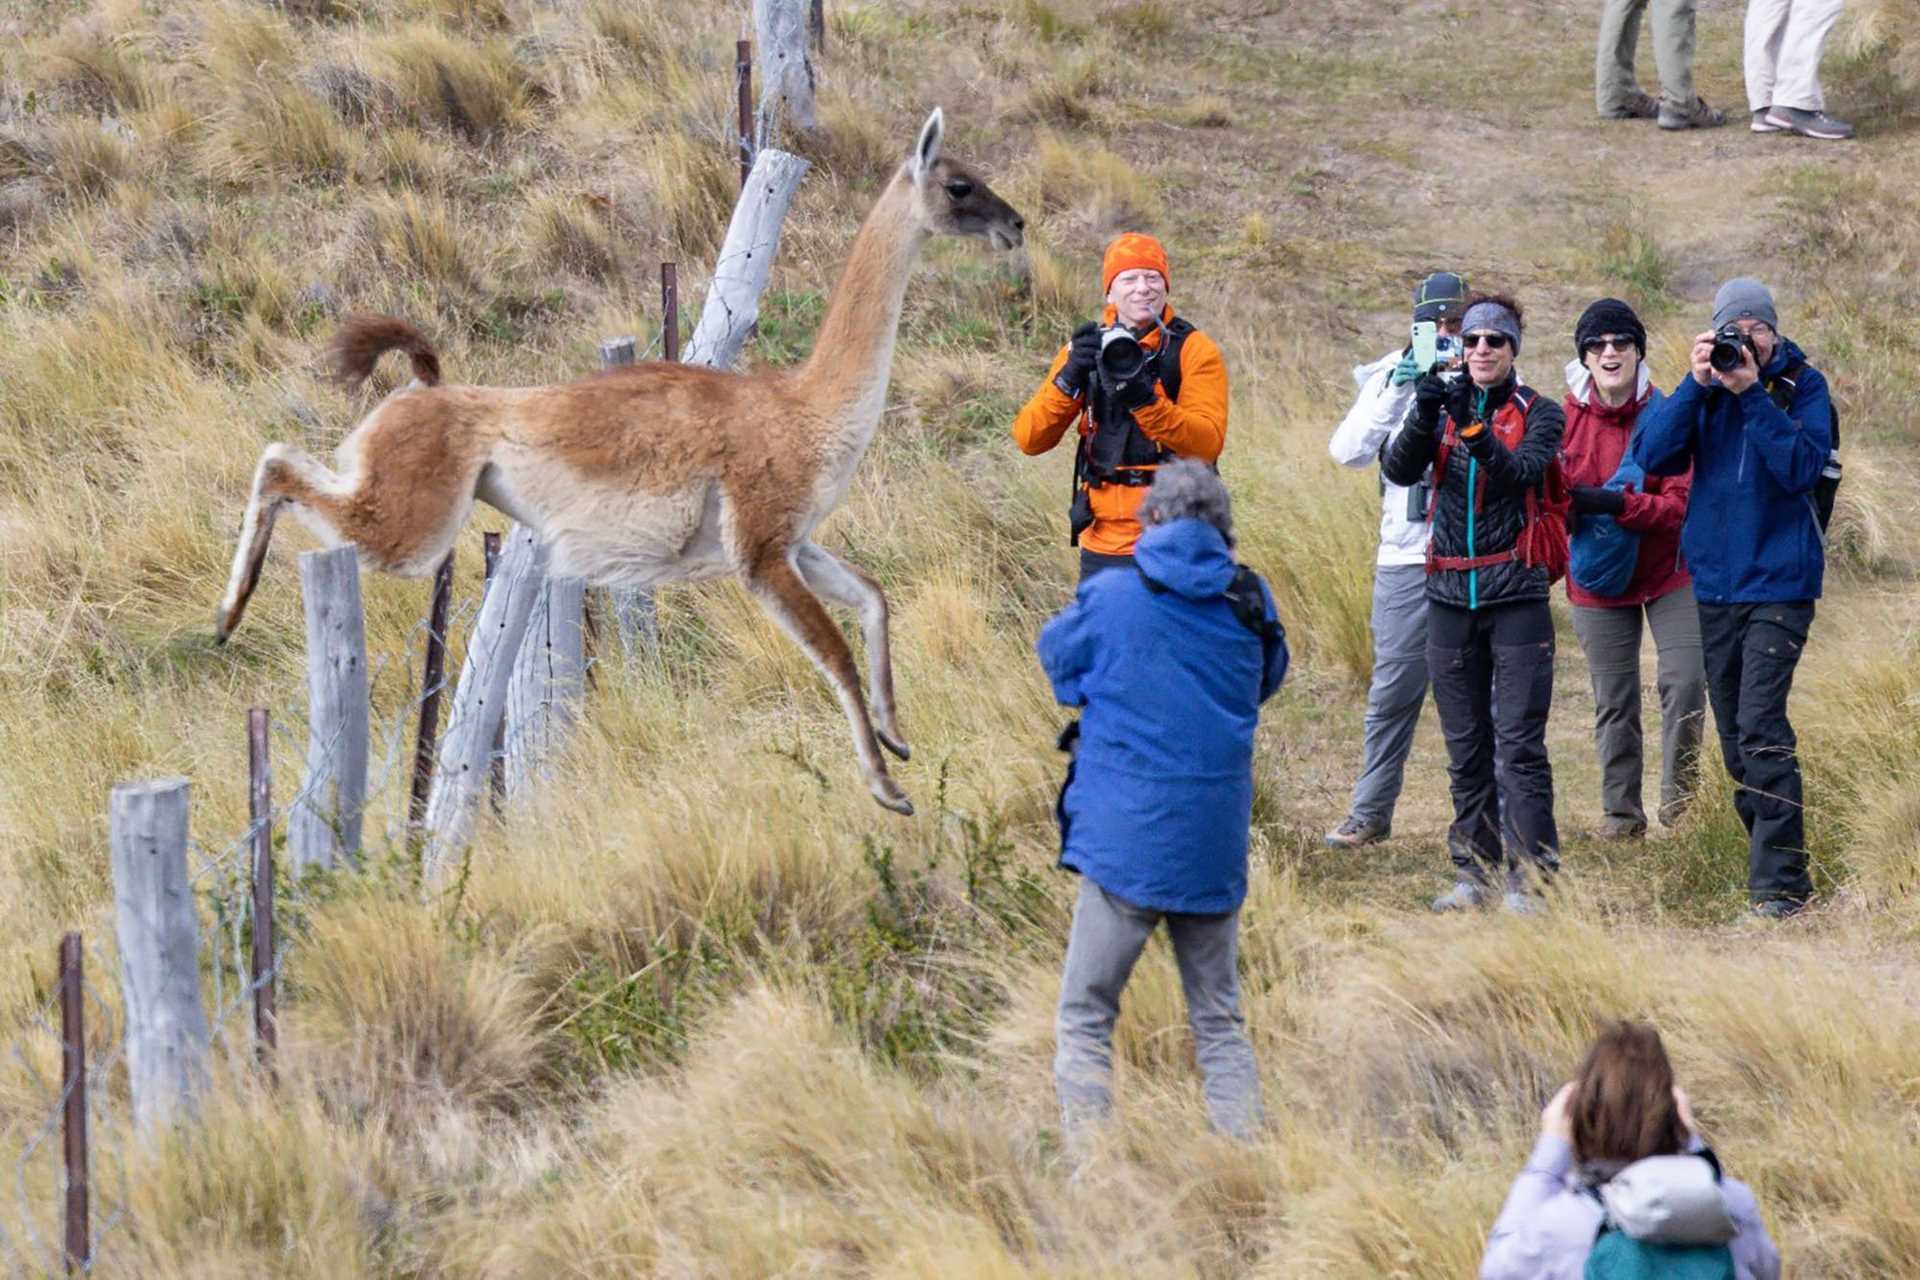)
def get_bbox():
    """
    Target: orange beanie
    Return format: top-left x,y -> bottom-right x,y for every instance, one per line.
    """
1102,233 -> 1171,295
